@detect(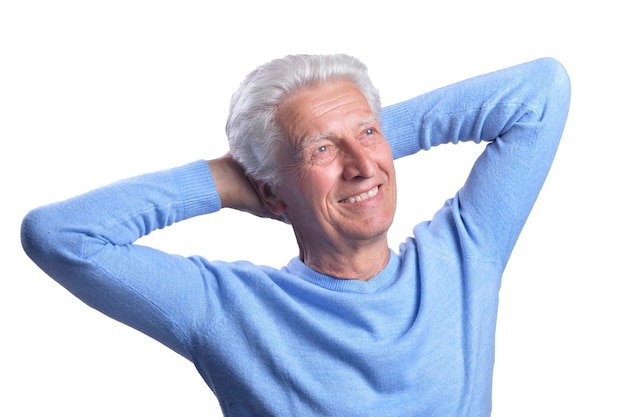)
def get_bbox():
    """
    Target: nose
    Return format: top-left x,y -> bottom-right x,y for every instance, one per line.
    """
341,142 -> 376,181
